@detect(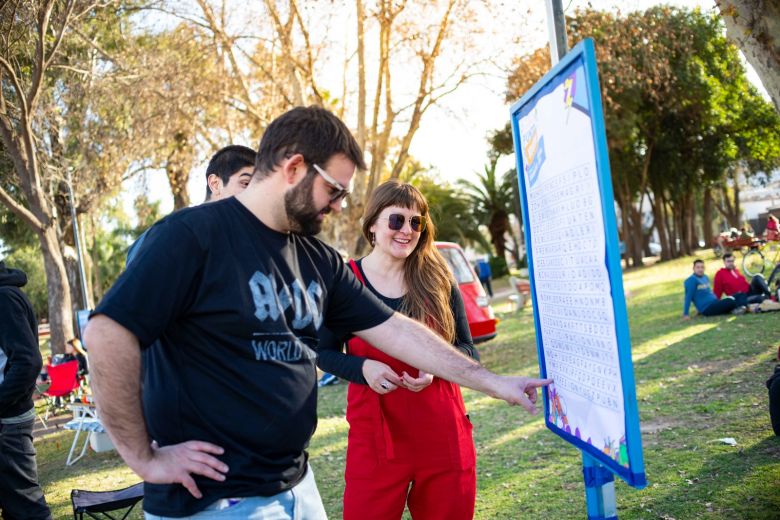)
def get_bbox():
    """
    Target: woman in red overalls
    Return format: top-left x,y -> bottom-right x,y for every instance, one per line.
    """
318,180 -> 479,520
